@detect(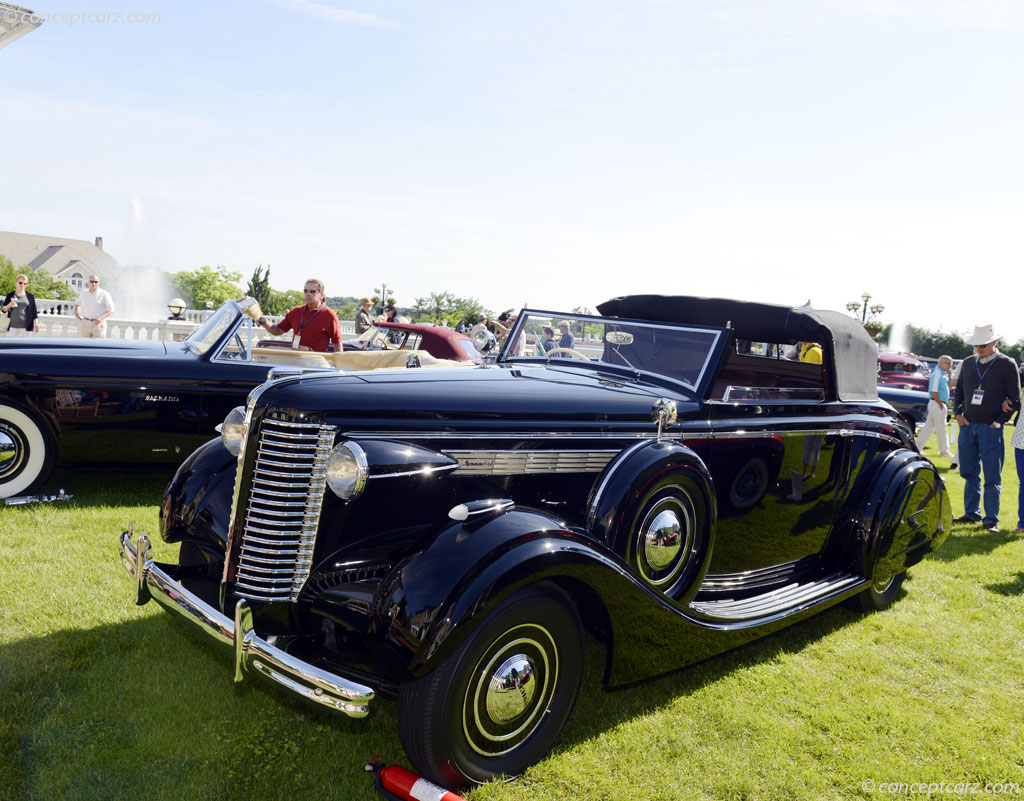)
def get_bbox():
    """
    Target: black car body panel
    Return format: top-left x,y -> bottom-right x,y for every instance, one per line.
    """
122,295 -> 951,787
